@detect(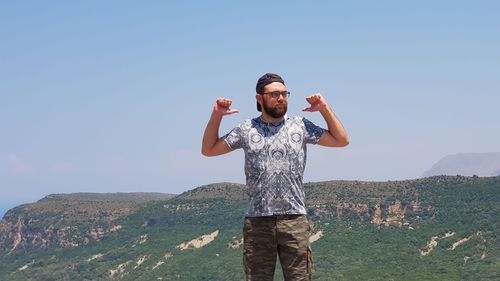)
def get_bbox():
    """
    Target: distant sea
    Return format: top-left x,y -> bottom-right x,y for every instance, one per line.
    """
1,200 -> 37,219
0,204 -> 15,219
